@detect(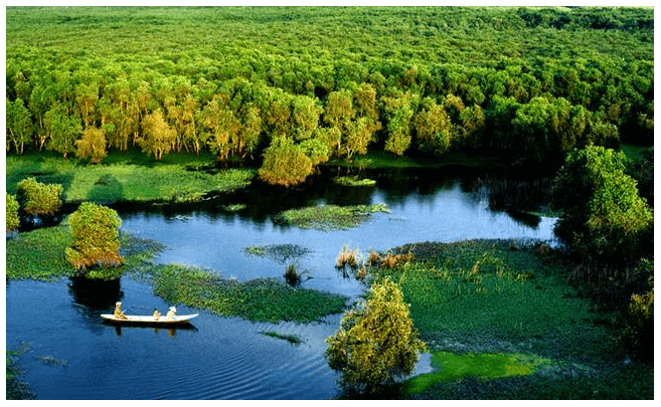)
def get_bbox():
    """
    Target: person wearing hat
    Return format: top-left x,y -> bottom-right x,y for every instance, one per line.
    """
113,302 -> 128,320
152,308 -> 161,321
165,306 -> 177,321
